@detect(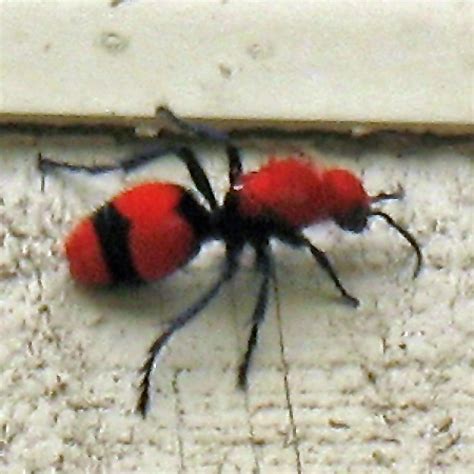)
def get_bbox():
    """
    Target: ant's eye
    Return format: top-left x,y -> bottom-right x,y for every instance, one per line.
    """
335,206 -> 368,233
